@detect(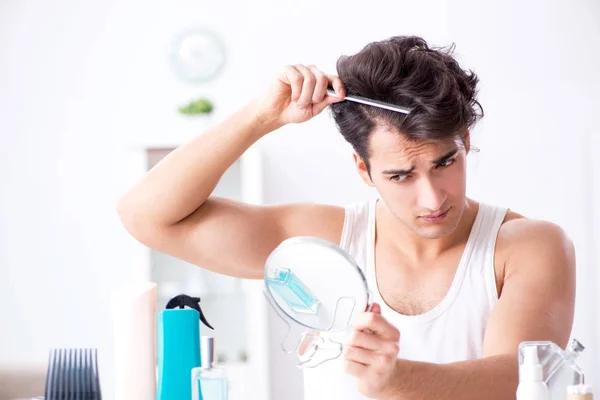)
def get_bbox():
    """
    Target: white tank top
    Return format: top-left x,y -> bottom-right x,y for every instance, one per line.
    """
302,199 -> 508,400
